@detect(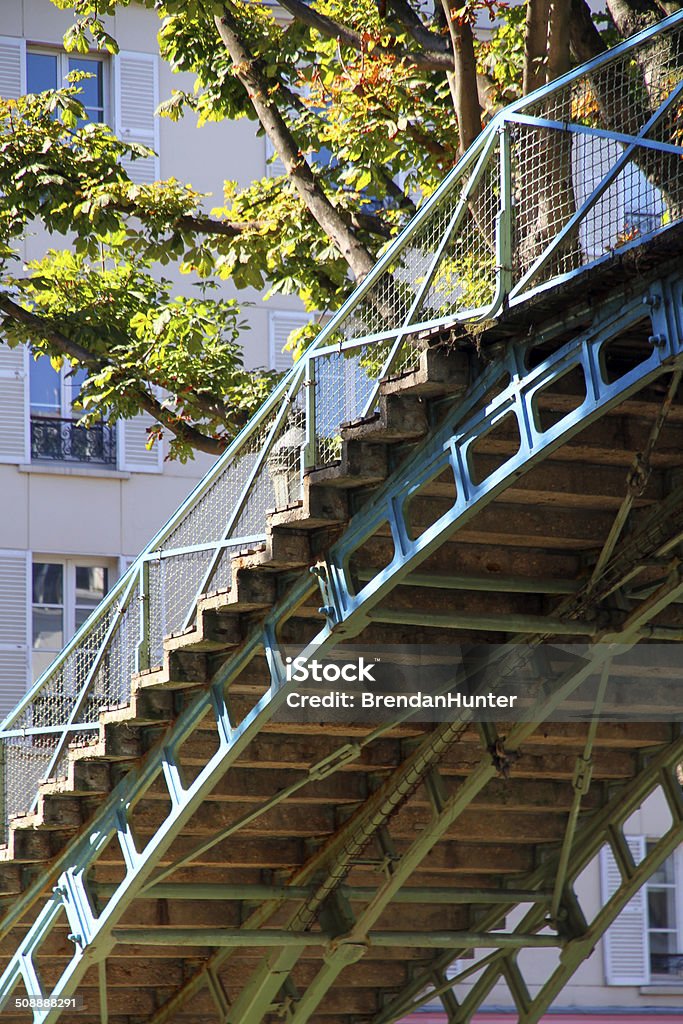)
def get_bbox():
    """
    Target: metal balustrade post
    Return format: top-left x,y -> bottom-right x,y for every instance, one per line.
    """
137,558 -> 151,673
302,354 -> 317,473
492,122 -> 513,317
0,740 -> 5,844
